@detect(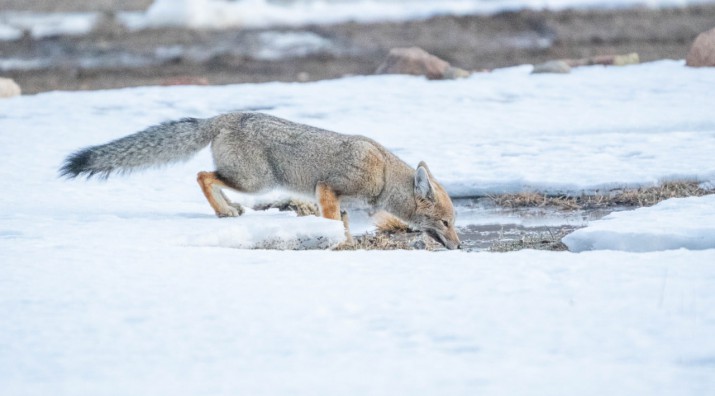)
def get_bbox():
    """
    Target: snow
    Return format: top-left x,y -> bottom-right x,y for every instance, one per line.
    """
0,23 -> 22,41
254,31 -> 336,61
1,61 -> 715,394
563,194 -> 715,252
0,12 -> 98,40
120,0 -> 715,30
187,209 -> 347,249
3,248 -> 715,395
3,61 -> 714,196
